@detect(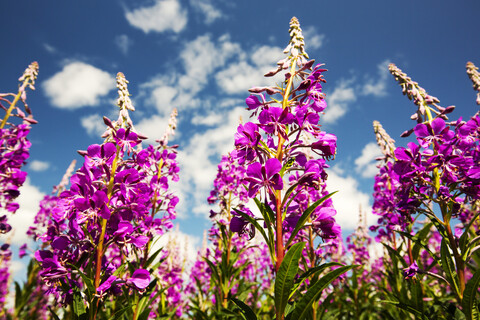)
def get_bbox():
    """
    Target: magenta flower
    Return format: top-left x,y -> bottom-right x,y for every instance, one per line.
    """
403,261 -> 419,279
126,269 -> 151,290
245,158 -> 283,198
